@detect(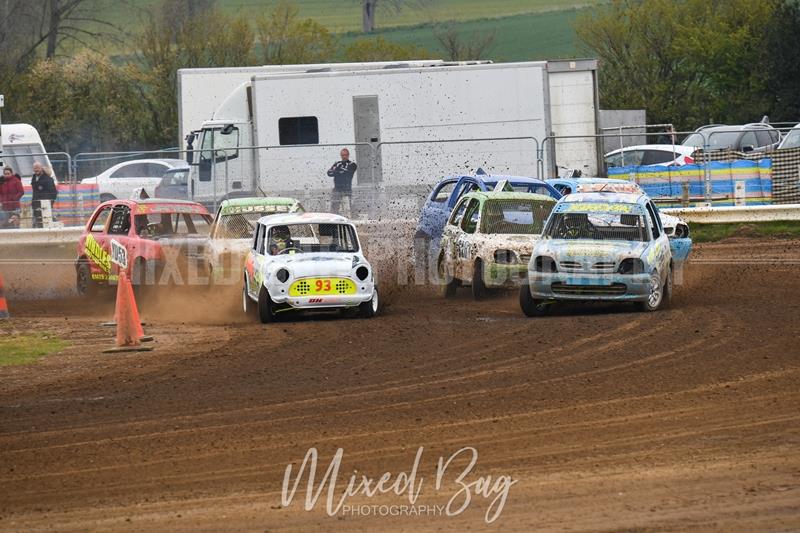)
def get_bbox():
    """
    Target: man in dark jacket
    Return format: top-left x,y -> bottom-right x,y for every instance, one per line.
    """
327,148 -> 357,216
31,161 -> 58,228
0,167 -> 25,228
